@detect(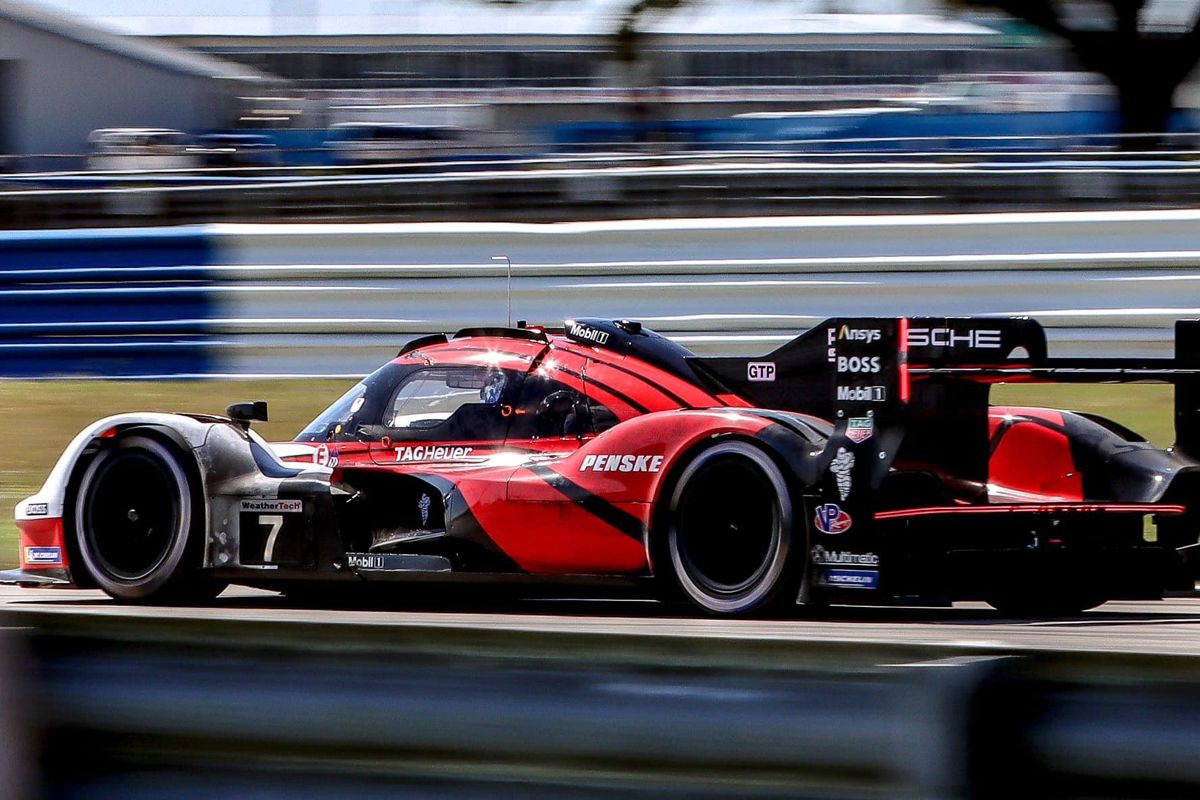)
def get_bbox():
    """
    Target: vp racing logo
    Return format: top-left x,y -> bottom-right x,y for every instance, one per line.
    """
814,503 -> 852,534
